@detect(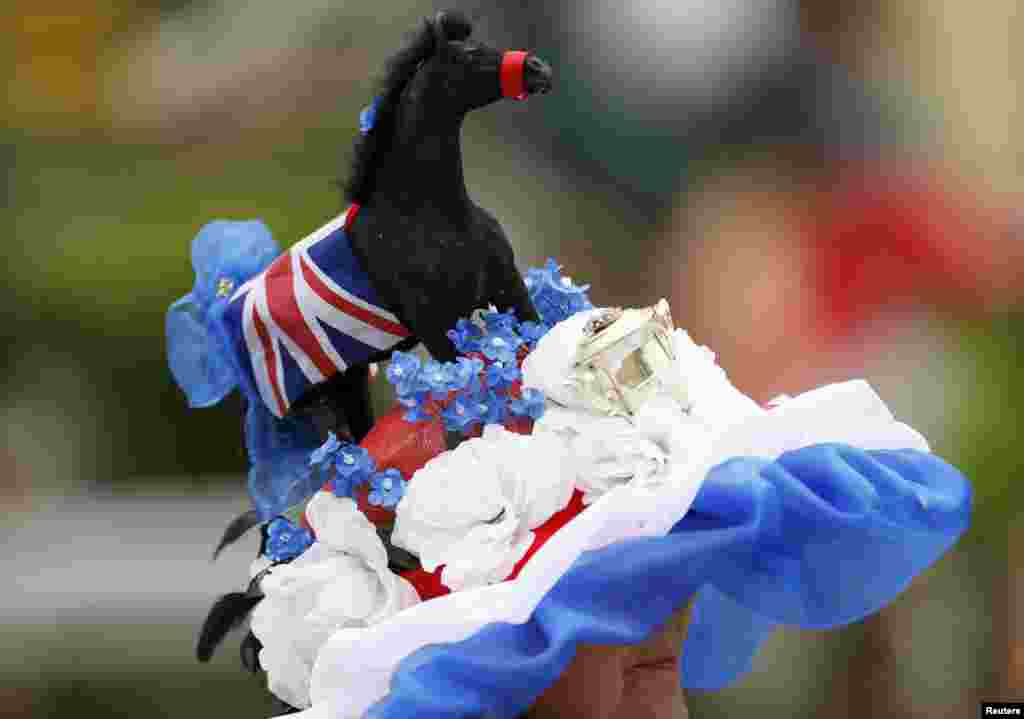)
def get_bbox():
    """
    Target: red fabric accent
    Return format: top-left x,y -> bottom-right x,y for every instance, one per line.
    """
298,254 -> 410,338
361,405 -> 447,480
343,203 -> 361,230
350,483 -> 393,527
264,253 -> 339,377
306,404 -> 448,532
250,308 -> 288,417
300,383 -> 584,602
357,406 -> 447,524
400,566 -> 451,601
506,490 -> 587,581
503,416 -> 534,435
501,51 -> 528,100
400,490 -> 588,600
